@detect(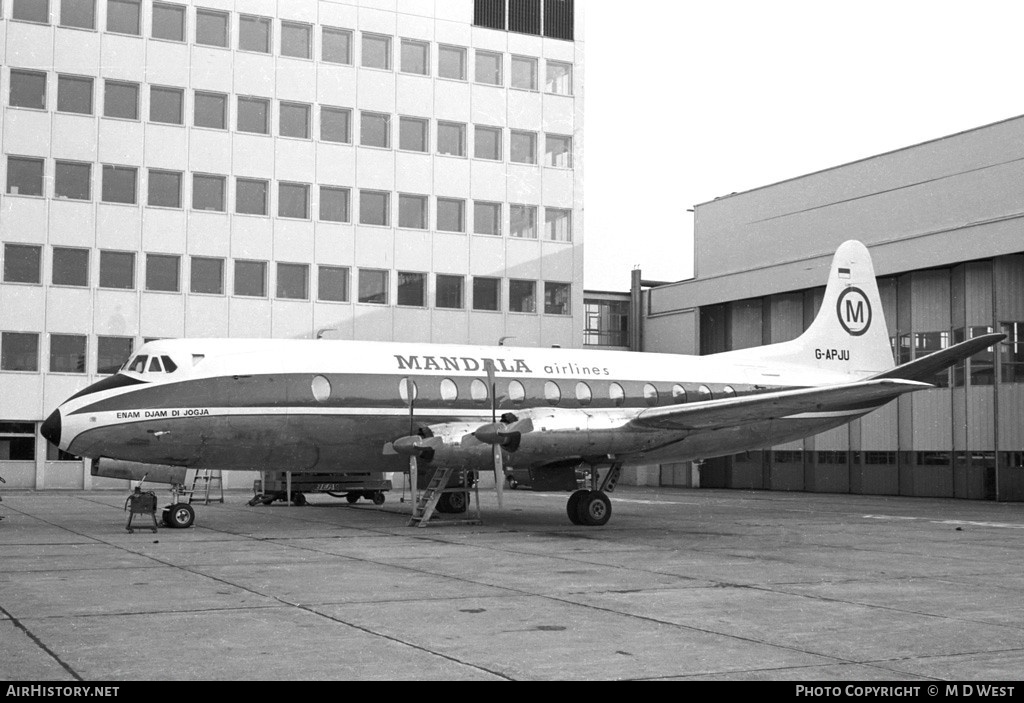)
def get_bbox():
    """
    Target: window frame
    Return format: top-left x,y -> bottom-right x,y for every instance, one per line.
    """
238,14 -> 271,53
280,20 -> 312,59
322,26 -> 353,65
438,44 -> 467,81
361,32 -> 393,71
151,1 -> 186,42
278,181 -> 310,220
3,243 -> 43,284
100,164 -> 138,205
235,177 -> 269,216
145,252 -> 181,293
6,156 -> 45,197
319,186 -> 351,223
317,265 -> 350,303
9,69 -> 47,110
192,173 -> 226,212
400,38 -> 430,76
359,190 -> 391,227
193,90 -> 228,130
149,85 -> 184,125
57,74 -> 93,115
237,95 -> 271,135
398,193 -> 428,230
106,0 -> 141,35
195,7 -> 230,48
98,249 -> 136,290
146,168 -> 182,209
